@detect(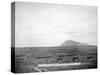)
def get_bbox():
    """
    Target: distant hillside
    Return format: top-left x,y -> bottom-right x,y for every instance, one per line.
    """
61,40 -> 88,46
